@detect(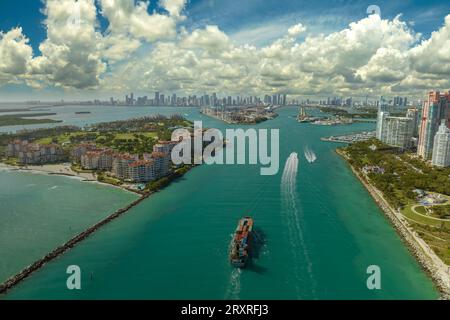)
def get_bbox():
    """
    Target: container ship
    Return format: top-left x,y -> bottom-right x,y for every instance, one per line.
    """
229,217 -> 254,268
